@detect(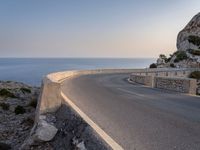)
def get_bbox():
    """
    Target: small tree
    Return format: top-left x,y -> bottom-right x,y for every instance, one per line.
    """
149,63 -> 157,68
159,54 -> 168,63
